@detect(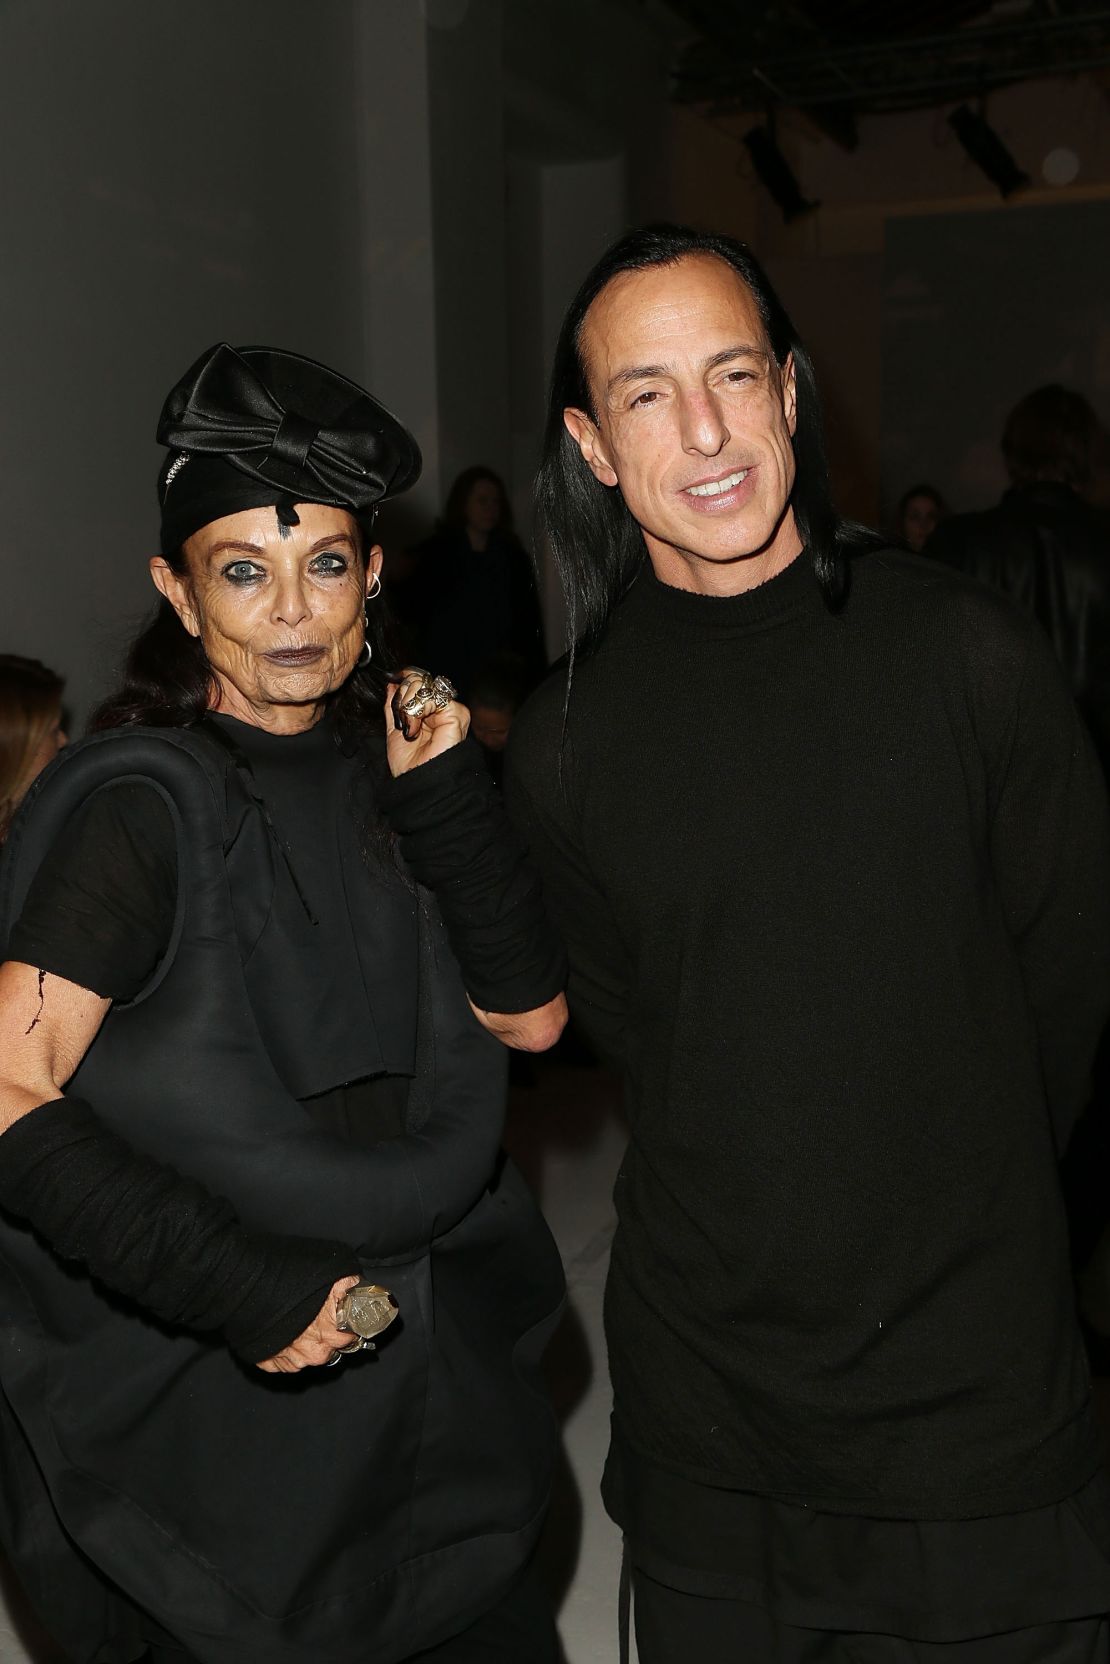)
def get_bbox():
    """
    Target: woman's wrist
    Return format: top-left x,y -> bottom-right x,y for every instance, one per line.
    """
378,735 -> 485,812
